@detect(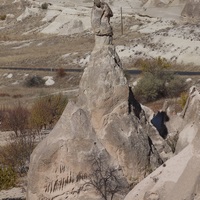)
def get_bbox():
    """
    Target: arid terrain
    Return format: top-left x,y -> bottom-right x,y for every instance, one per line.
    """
0,0 -> 200,108
1,0 -> 200,199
